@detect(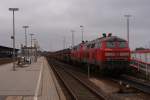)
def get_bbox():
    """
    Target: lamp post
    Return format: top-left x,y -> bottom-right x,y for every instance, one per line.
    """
32,39 -> 37,46
63,37 -> 66,49
30,33 -> 34,47
71,30 -> 75,48
30,34 -> 34,63
80,25 -> 84,42
149,41 -> 150,49
32,38 -> 37,62
124,14 -> 132,46
22,26 -> 29,47
22,26 -> 29,63
9,8 -> 19,71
